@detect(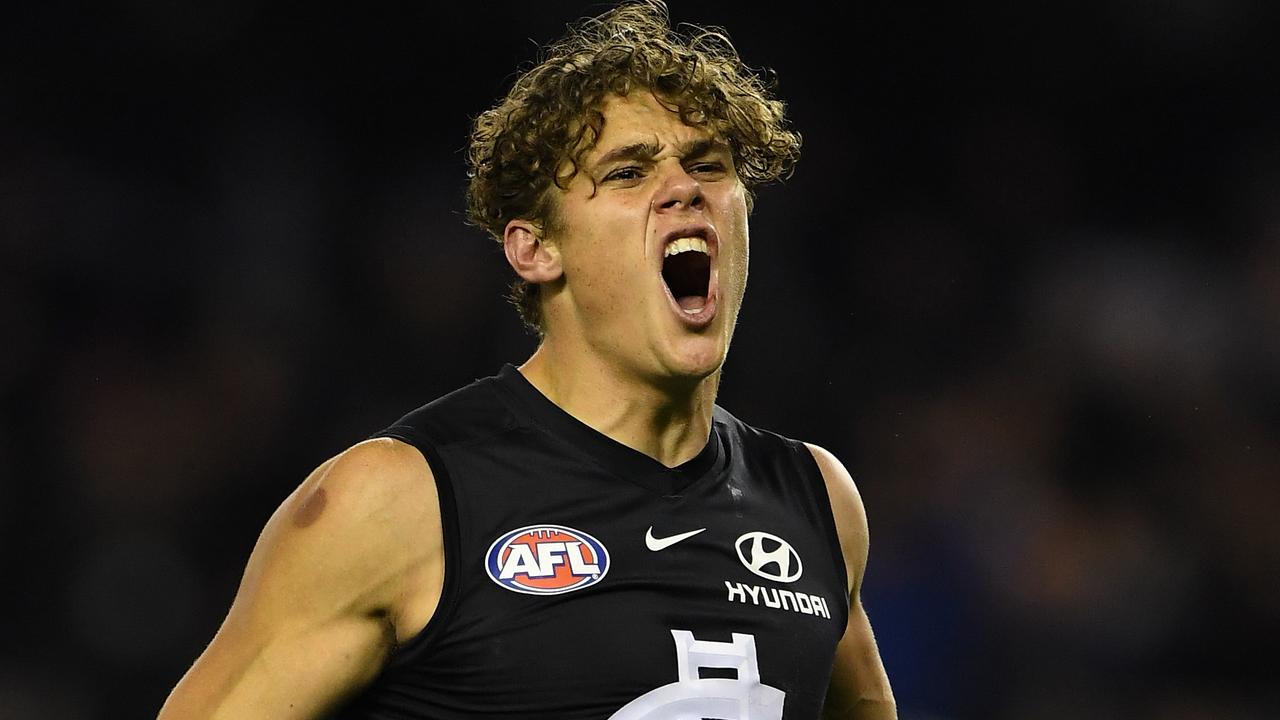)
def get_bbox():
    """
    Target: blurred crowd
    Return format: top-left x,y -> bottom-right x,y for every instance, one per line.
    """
2,1 -> 1277,718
